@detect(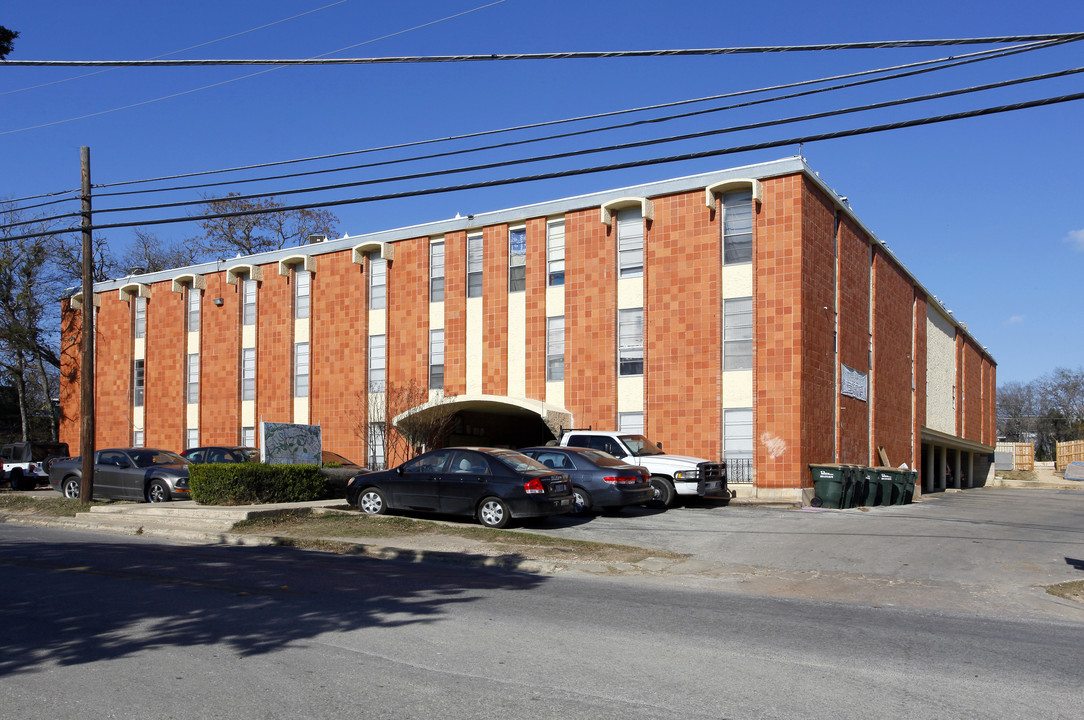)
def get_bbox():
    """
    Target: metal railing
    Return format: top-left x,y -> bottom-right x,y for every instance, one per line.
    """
725,457 -> 754,483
